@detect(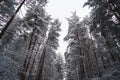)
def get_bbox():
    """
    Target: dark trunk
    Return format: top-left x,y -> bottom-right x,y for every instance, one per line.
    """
36,48 -> 46,80
0,0 -> 26,39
